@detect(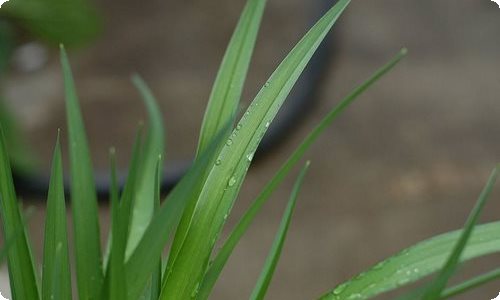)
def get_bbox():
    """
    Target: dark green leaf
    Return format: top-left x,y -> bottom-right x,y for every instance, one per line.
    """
42,132 -> 71,300
60,45 -> 103,299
